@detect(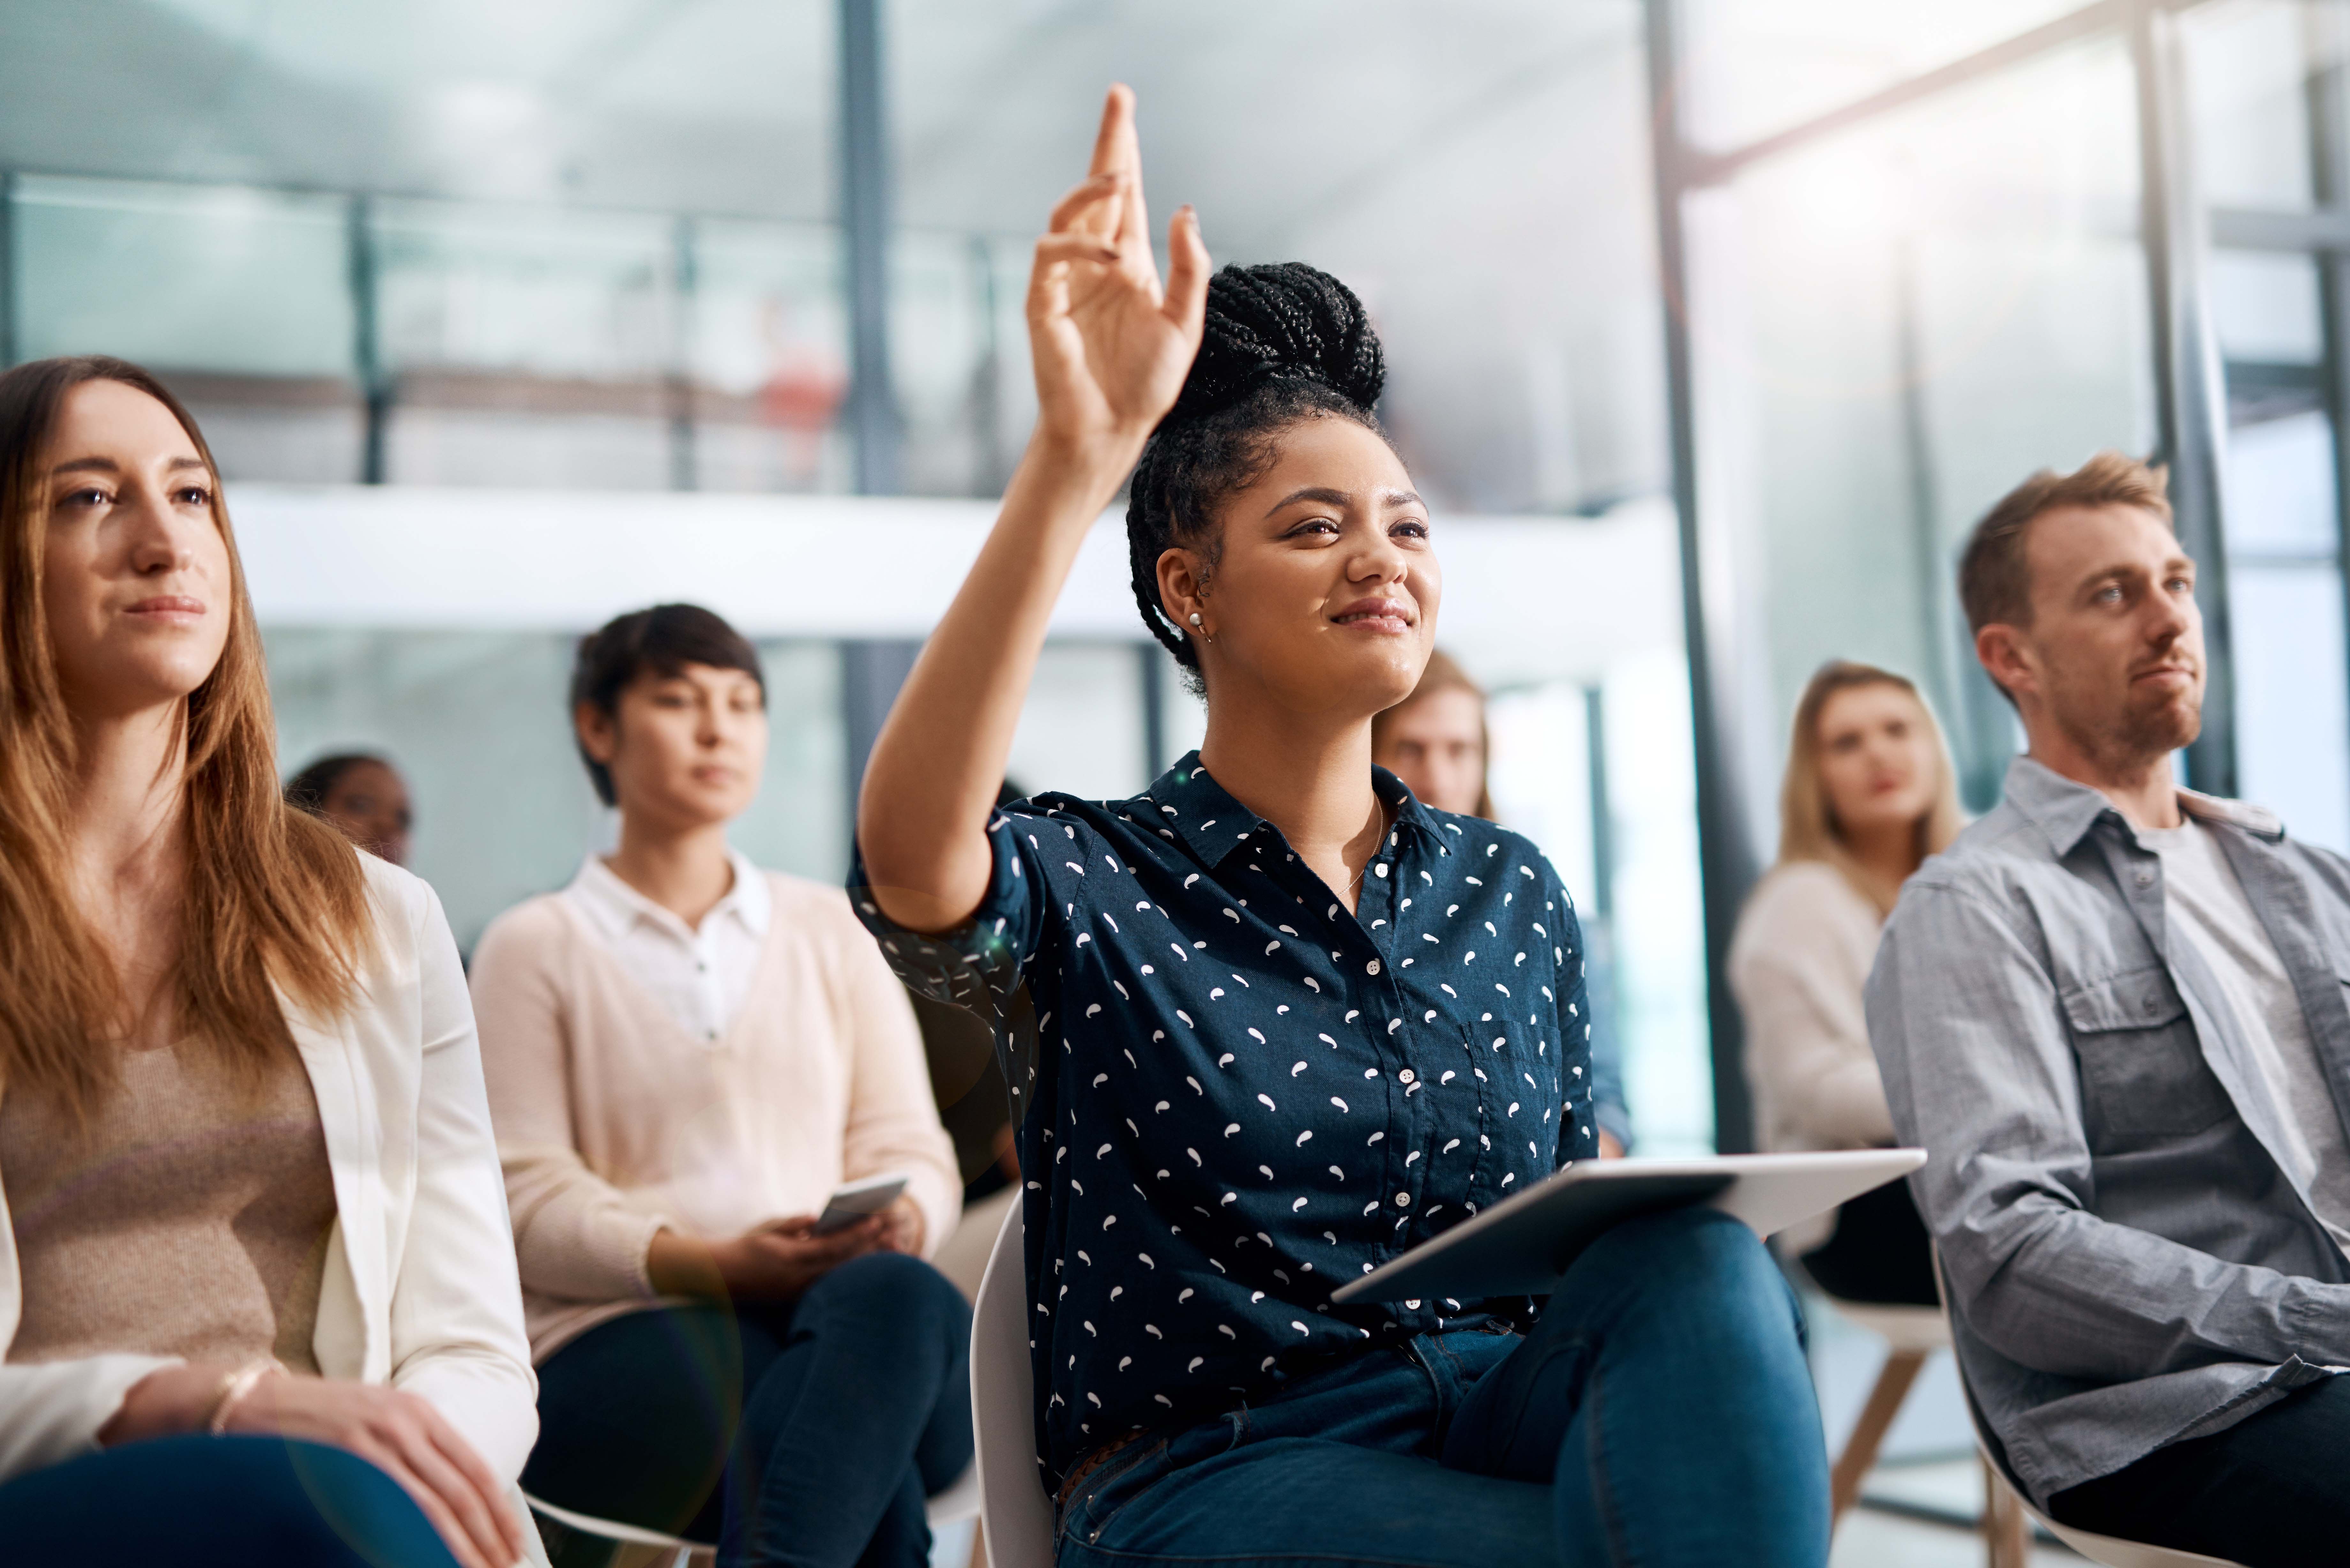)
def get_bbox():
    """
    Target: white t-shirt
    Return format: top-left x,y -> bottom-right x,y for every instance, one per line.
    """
2141,817 -> 2350,1255
562,849 -> 771,1044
